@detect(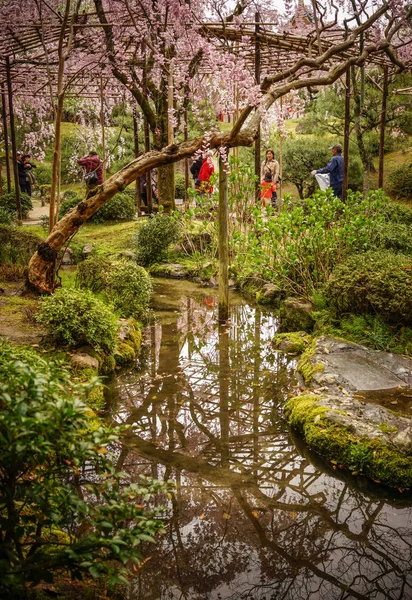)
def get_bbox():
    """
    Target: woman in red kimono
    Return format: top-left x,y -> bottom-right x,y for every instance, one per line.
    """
198,150 -> 215,194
